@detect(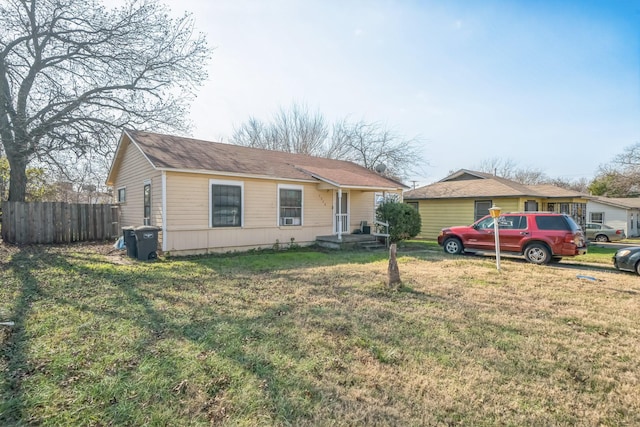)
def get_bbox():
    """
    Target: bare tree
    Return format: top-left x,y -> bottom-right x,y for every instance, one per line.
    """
232,103 -> 329,156
232,103 -> 423,179
477,157 -> 518,178
0,0 -> 210,201
547,176 -> 589,193
477,158 -> 548,185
